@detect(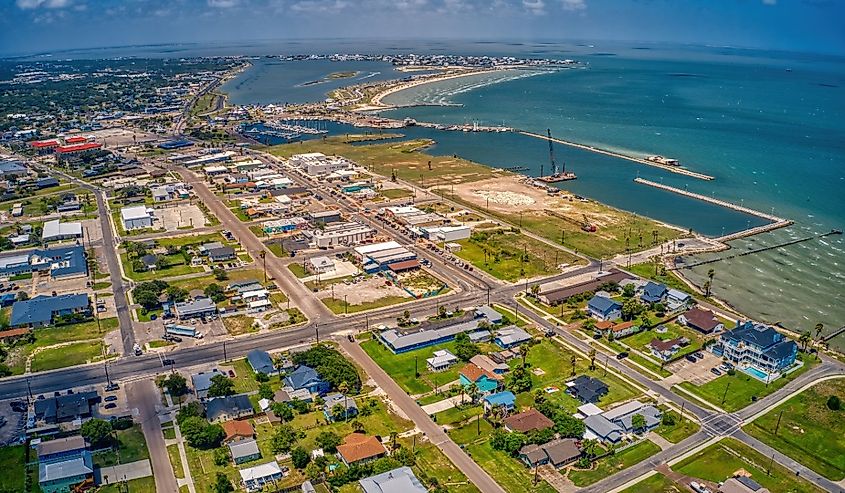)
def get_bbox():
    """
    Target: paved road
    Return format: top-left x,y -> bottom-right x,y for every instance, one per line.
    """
340,338 -> 506,493
127,380 -> 178,492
